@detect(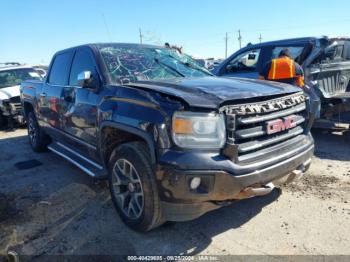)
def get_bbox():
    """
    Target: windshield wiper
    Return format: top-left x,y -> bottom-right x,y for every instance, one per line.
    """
154,58 -> 185,77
